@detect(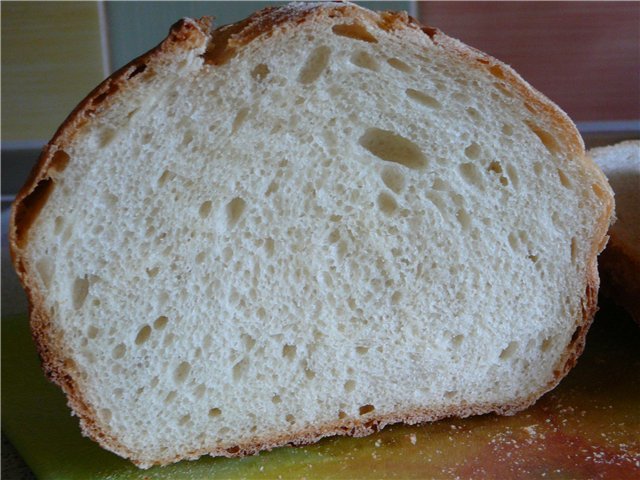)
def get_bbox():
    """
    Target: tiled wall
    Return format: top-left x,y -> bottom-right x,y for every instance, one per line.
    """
2,1 -> 638,197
